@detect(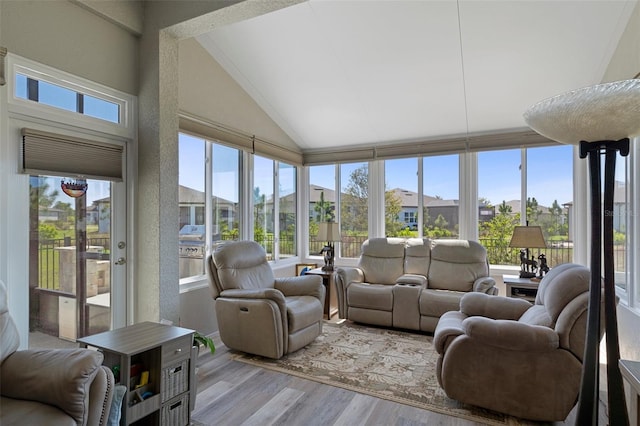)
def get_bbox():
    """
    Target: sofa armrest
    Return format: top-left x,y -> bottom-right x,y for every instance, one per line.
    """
462,316 -> 559,351
472,276 -> 497,294
219,288 -> 286,304
275,275 -> 325,303
460,292 -> 532,320
335,267 -> 364,319
396,274 -> 427,287
433,311 -> 467,354
0,348 -> 104,424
